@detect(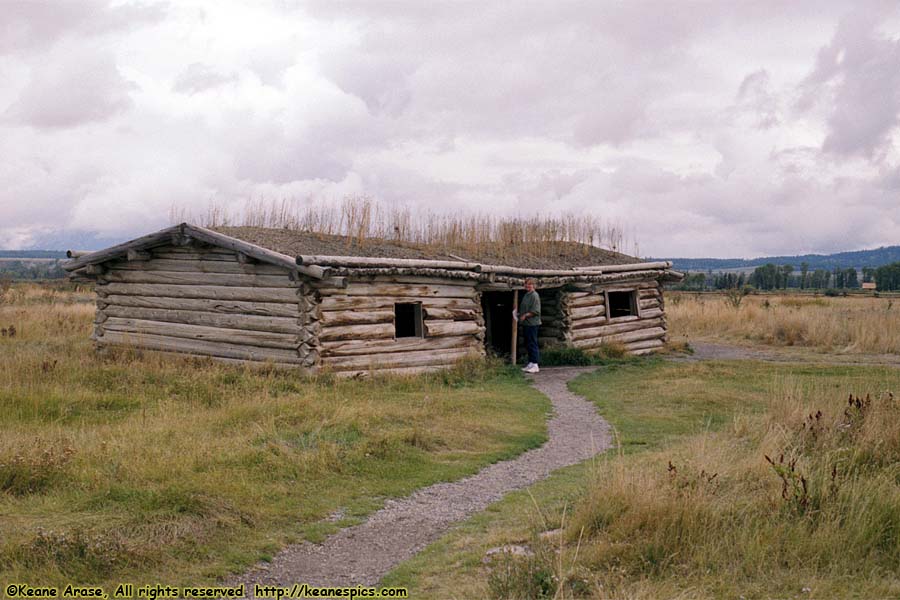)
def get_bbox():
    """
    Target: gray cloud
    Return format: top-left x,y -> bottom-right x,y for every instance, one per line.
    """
4,44 -> 134,128
2,1 -> 899,257
0,0 -> 166,55
799,5 -> 900,160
